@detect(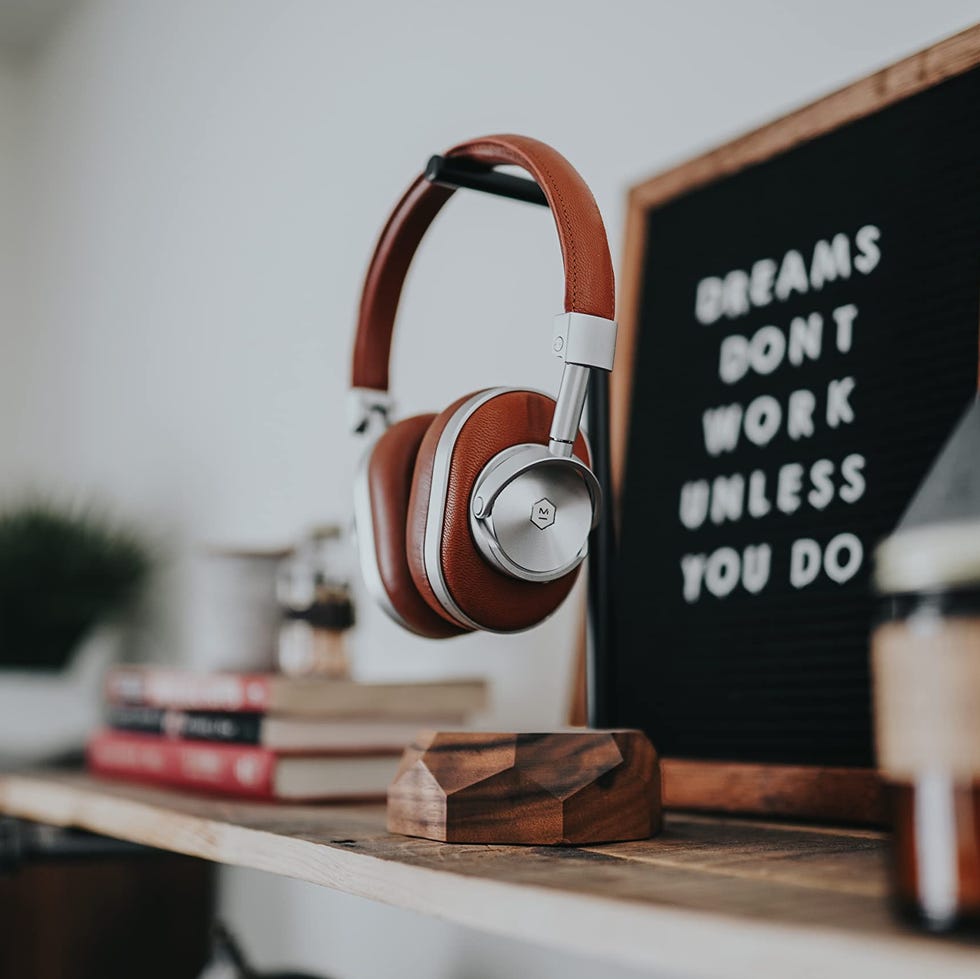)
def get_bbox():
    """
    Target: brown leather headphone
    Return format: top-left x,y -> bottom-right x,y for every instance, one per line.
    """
350,134 -> 617,638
